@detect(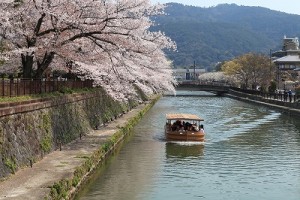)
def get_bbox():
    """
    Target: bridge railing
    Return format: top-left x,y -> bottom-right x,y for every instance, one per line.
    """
178,80 -> 230,87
